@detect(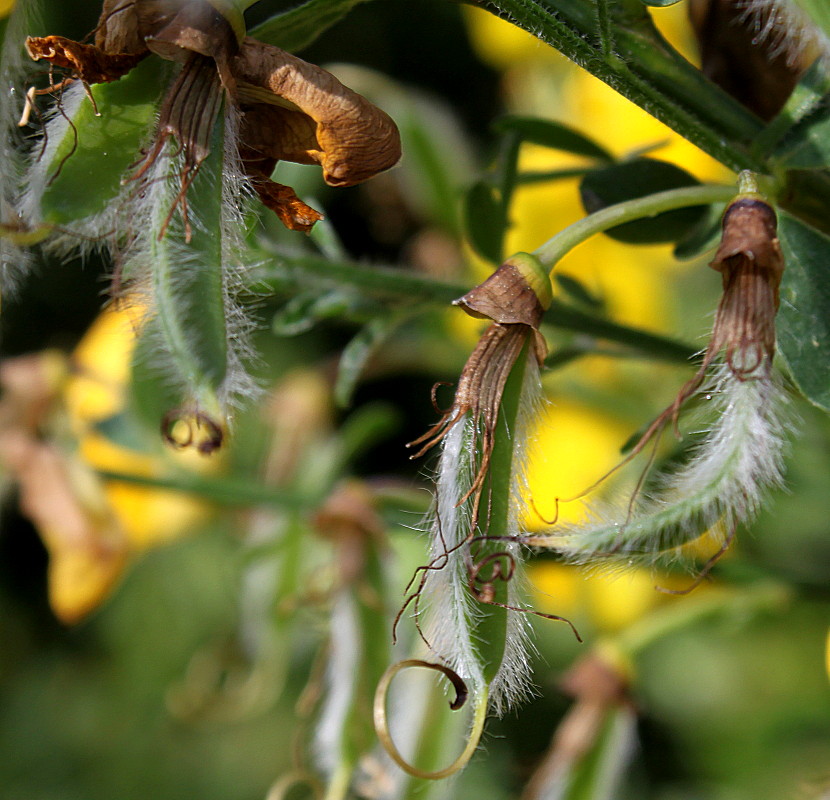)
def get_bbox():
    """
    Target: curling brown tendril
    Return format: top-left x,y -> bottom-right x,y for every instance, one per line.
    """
467,547 -> 582,641
373,659 -> 484,780
161,408 -> 224,455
